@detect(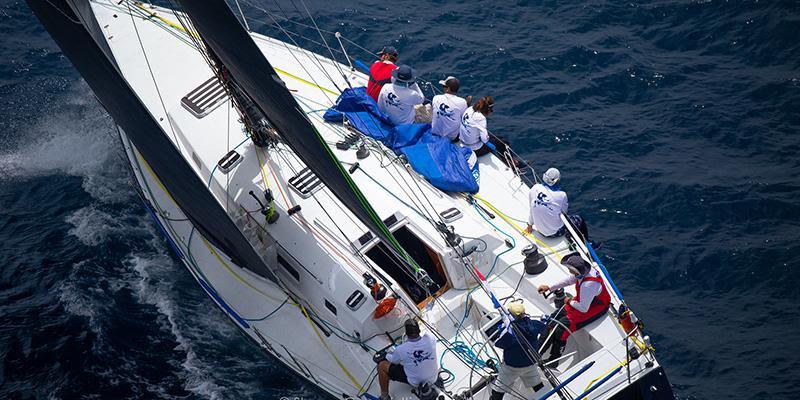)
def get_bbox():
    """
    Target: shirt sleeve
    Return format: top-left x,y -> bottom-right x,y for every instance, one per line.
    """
377,86 -> 387,108
550,275 -> 577,291
478,117 -> 489,143
385,343 -> 405,364
412,83 -> 425,104
569,280 -> 602,313
528,189 -> 535,226
562,192 -> 569,214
